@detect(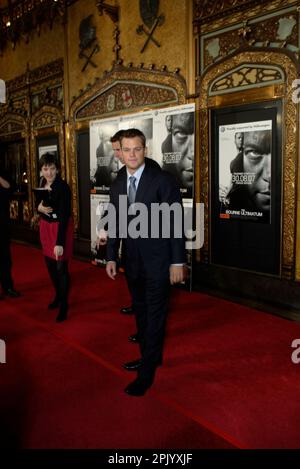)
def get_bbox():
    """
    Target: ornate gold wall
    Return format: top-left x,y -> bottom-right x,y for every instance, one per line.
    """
194,0 -> 300,285
66,0 -> 190,103
0,0 -> 192,232
0,21 -> 64,81
0,1 -> 191,100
